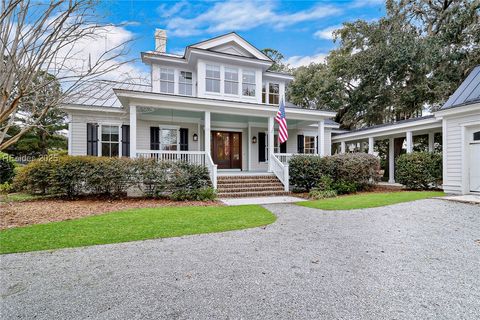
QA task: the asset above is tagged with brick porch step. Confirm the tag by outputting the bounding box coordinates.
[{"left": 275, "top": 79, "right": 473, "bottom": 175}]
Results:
[
  {"left": 216, "top": 174, "right": 289, "bottom": 198},
  {"left": 217, "top": 190, "right": 291, "bottom": 198}
]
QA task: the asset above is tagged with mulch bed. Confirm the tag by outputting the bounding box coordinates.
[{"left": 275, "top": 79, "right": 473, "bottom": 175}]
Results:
[{"left": 0, "top": 197, "right": 221, "bottom": 230}]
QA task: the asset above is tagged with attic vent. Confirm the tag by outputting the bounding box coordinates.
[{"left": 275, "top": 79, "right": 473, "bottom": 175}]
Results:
[{"left": 155, "top": 29, "right": 167, "bottom": 53}]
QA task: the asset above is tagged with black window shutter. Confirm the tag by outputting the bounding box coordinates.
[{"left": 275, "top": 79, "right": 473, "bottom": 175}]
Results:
[
  {"left": 179, "top": 128, "right": 188, "bottom": 151},
  {"left": 121, "top": 125, "right": 130, "bottom": 157},
  {"left": 87, "top": 123, "right": 98, "bottom": 156},
  {"left": 150, "top": 127, "right": 160, "bottom": 150},
  {"left": 258, "top": 132, "right": 266, "bottom": 162},
  {"left": 297, "top": 134, "right": 304, "bottom": 153},
  {"left": 280, "top": 141, "right": 287, "bottom": 153}
]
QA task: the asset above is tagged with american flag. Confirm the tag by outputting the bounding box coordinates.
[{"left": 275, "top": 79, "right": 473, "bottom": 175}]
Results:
[{"left": 275, "top": 99, "right": 288, "bottom": 143}]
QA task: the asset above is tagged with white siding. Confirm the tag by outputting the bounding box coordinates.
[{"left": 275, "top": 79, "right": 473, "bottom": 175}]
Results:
[
  {"left": 442, "top": 112, "right": 480, "bottom": 194},
  {"left": 137, "top": 119, "right": 201, "bottom": 151},
  {"left": 69, "top": 112, "right": 126, "bottom": 156}
]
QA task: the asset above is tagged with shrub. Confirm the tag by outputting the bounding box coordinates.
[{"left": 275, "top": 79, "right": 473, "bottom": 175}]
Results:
[
  {"left": 289, "top": 153, "right": 380, "bottom": 194},
  {"left": 396, "top": 152, "right": 442, "bottom": 190},
  {"left": 170, "top": 187, "right": 216, "bottom": 201},
  {"left": 0, "top": 182, "right": 13, "bottom": 194},
  {"left": 13, "top": 158, "right": 54, "bottom": 194},
  {"left": 308, "top": 188, "right": 337, "bottom": 200},
  {"left": 329, "top": 153, "right": 380, "bottom": 189},
  {"left": 332, "top": 180, "right": 358, "bottom": 195},
  {"left": 133, "top": 158, "right": 171, "bottom": 197},
  {"left": 289, "top": 155, "right": 330, "bottom": 192},
  {"left": 13, "top": 156, "right": 215, "bottom": 200},
  {"left": 0, "top": 152, "right": 16, "bottom": 184}
]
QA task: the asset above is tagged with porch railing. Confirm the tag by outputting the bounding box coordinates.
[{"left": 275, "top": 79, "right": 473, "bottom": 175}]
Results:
[
  {"left": 274, "top": 153, "right": 320, "bottom": 164},
  {"left": 136, "top": 150, "right": 206, "bottom": 165},
  {"left": 136, "top": 150, "right": 217, "bottom": 189},
  {"left": 205, "top": 153, "right": 218, "bottom": 189},
  {"left": 271, "top": 154, "right": 289, "bottom": 192}
]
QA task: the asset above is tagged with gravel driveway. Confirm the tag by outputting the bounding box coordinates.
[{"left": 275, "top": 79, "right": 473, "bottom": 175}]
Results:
[{"left": 1, "top": 199, "right": 479, "bottom": 319}]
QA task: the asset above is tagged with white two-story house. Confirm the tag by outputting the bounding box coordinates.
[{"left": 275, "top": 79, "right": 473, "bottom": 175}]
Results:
[{"left": 63, "top": 30, "right": 338, "bottom": 194}]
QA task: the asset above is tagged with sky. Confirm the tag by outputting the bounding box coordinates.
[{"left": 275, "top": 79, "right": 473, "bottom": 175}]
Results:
[{"left": 93, "top": 0, "right": 386, "bottom": 80}]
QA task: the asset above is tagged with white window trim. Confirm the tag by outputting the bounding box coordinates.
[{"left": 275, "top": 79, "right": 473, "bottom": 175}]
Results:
[
  {"left": 98, "top": 124, "right": 122, "bottom": 158},
  {"left": 159, "top": 125, "right": 180, "bottom": 151},
  {"left": 262, "top": 130, "right": 281, "bottom": 162},
  {"left": 268, "top": 82, "right": 280, "bottom": 105},
  {"left": 179, "top": 70, "right": 193, "bottom": 96},
  {"left": 224, "top": 67, "right": 239, "bottom": 96},
  {"left": 242, "top": 69, "right": 256, "bottom": 97},
  {"left": 205, "top": 64, "right": 221, "bottom": 94},
  {"left": 159, "top": 67, "right": 175, "bottom": 94}
]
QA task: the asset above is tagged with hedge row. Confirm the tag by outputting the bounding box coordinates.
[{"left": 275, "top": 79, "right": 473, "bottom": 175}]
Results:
[
  {"left": 289, "top": 153, "right": 381, "bottom": 193},
  {"left": 395, "top": 152, "right": 442, "bottom": 190},
  {"left": 13, "top": 156, "right": 214, "bottom": 200}
]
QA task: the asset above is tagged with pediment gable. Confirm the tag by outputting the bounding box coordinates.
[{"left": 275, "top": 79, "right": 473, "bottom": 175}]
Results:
[{"left": 189, "top": 32, "right": 271, "bottom": 61}]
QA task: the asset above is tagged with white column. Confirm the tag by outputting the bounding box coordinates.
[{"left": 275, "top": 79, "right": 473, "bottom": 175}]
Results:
[
  {"left": 204, "top": 111, "right": 211, "bottom": 155},
  {"left": 368, "top": 137, "right": 374, "bottom": 154},
  {"left": 247, "top": 123, "right": 252, "bottom": 171},
  {"left": 67, "top": 121, "right": 72, "bottom": 155},
  {"left": 318, "top": 120, "right": 325, "bottom": 157},
  {"left": 428, "top": 132, "right": 434, "bottom": 152},
  {"left": 340, "top": 141, "right": 346, "bottom": 154},
  {"left": 268, "top": 116, "right": 274, "bottom": 172},
  {"left": 130, "top": 105, "right": 137, "bottom": 158},
  {"left": 406, "top": 131, "right": 413, "bottom": 153},
  {"left": 388, "top": 137, "right": 395, "bottom": 183}
]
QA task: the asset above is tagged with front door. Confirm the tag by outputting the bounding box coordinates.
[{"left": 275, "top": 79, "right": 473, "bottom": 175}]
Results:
[{"left": 212, "top": 131, "right": 242, "bottom": 169}]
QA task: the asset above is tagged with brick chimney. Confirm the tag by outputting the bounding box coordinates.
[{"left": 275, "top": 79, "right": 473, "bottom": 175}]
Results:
[{"left": 154, "top": 29, "right": 167, "bottom": 53}]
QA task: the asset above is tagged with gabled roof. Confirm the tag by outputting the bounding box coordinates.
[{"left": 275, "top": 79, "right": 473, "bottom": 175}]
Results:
[
  {"left": 188, "top": 32, "right": 272, "bottom": 61},
  {"left": 442, "top": 65, "right": 480, "bottom": 110}
]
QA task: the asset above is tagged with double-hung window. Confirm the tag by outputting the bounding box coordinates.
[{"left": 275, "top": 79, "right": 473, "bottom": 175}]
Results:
[
  {"left": 262, "top": 82, "right": 267, "bottom": 103},
  {"left": 242, "top": 70, "right": 256, "bottom": 97},
  {"left": 206, "top": 64, "right": 220, "bottom": 93},
  {"left": 160, "top": 128, "right": 178, "bottom": 151},
  {"left": 224, "top": 68, "right": 238, "bottom": 95},
  {"left": 269, "top": 83, "right": 279, "bottom": 105},
  {"left": 101, "top": 125, "right": 119, "bottom": 157},
  {"left": 179, "top": 71, "right": 193, "bottom": 96},
  {"left": 304, "top": 136, "right": 316, "bottom": 154},
  {"left": 160, "top": 68, "right": 175, "bottom": 94}
]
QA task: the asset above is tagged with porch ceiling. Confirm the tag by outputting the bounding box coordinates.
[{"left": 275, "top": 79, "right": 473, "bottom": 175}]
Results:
[{"left": 136, "top": 107, "right": 314, "bottom": 127}]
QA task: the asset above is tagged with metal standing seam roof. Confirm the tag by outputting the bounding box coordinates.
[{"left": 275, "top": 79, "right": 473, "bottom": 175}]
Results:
[
  {"left": 442, "top": 65, "right": 480, "bottom": 110},
  {"left": 332, "top": 115, "right": 437, "bottom": 136},
  {"left": 64, "top": 80, "right": 152, "bottom": 108}
]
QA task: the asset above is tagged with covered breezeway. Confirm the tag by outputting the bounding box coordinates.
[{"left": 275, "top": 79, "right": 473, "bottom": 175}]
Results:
[{"left": 331, "top": 115, "right": 442, "bottom": 184}]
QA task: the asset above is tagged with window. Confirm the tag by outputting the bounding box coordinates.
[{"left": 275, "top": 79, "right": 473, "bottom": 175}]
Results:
[
  {"left": 262, "top": 82, "right": 267, "bottom": 103},
  {"left": 179, "top": 71, "right": 193, "bottom": 96},
  {"left": 101, "top": 125, "right": 119, "bottom": 157},
  {"left": 304, "top": 136, "right": 316, "bottom": 154},
  {"left": 160, "top": 128, "right": 178, "bottom": 151},
  {"left": 206, "top": 64, "right": 220, "bottom": 93},
  {"left": 160, "top": 68, "right": 174, "bottom": 94},
  {"left": 242, "top": 70, "right": 256, "bottom": 96},
  {"left": 224, "top": 67, "right": 238, "bottom": 95},
  {"left": 474, "top": 131, "right": 480, "bottom": 141},
  {"left": 269, "top": 83, "right": 279, "bottom": 105}
]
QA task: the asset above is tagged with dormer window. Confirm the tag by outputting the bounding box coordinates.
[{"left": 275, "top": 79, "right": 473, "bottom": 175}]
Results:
[
  {"left": 242, "top": 70, "right": 256, "bottom": 97},
  {"left": 224, "top": 68, "right": 238, "bottom": 95},
  {"left": 206, "top": 64, "right": 220, "bottom": 93},
  {"left": 160, "top": 68, "right": 175, "bottom": 94},
  {"left": 269, "top": 83, "right": 279, "bottom": 105},
  {"left": 179, "top": 71, "right": 193, "bottom": 96}
]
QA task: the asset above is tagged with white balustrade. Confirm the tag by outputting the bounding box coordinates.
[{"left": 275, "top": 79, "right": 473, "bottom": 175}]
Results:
[{"left": 271, "top": 154, "right": 289, "bottom": 192}]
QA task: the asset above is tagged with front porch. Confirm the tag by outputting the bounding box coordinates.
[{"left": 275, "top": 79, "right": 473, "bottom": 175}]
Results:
[{"left": 117, "top": 90, "right": 337, "bottom": 191}]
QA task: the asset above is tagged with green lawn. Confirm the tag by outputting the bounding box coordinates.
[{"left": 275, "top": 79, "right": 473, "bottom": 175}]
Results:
[
  {"left": 0, "top": 205, "right": 276, "bottom": 254},
  {"left": 297, "top": 191, "right": 445, "bottom": 210}
]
